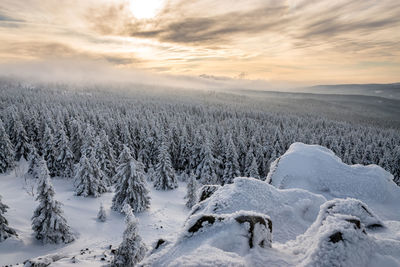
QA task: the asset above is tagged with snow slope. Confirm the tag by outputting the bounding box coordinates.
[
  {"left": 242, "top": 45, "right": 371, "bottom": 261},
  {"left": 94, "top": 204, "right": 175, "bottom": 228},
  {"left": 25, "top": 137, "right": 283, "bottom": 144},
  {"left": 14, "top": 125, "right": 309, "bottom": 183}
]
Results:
[
  {"left": 0, "top": 163, "right": 189, "bottom": 266},
  {"left": 267, "top": 142, "right": 400, "bottom": 220},
  {"left": 144, "top": 179, "right": 400, "bottom": 266}
]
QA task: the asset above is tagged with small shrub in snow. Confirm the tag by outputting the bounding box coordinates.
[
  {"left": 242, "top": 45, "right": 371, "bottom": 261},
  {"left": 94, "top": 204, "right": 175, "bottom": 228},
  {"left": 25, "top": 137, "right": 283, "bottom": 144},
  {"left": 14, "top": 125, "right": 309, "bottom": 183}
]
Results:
[
  {"left": 112, "top": 205, "right": 147, "bottom": 267},
  {"left": 97, "top": 203, "right": 107, "bottom": 222},
  {"left": 31, "top": 158, "right": 75, "bottom": 244},
  {"left": 0, "top": 195, "right": 18, "bottom": 241}
]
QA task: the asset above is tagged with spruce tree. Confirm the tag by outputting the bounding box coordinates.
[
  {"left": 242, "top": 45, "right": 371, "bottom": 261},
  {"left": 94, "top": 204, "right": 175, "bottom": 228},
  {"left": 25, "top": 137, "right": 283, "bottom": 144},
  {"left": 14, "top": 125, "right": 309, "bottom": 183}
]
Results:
[
  {"left": 97, "top": 130, "right": 116, "bottom": 180},
  {"left": 27, "top": 145, "right": 40, "bottom": 179},
  {"left": 14, "top": 120, "right": 30, "bottom": 161},
  {"left": 154, "top": 139, "right": 178, "bottom": 190},
  {"left": 112, "top": 205, "right": 147, "bottom": 267},
  {"left": 0, "top": 195, "right": 18, "bottom": 242},
  {"left": 74, "top": 154, "right": 108, "bottom": 197},
  {"left": 31, "top": 159, "right": 74, "bottom": 244},
  {"left": 112, "top": 146, "right": 150, "bottom": 213},
  {"left": 97, "top": 203, "right": 107, "bottom": 222},
  {"left": 196, "top": 138, "right": 219, "bottom": 185},
  {"left": 53, "top": 128, "right": 74, "bottom": 178},
  {"left": 42, "top": 124, "right": 56, "bottom": 176},
  {"left": 0, "top": 119, "right": 15, "bottom": 173},
  {"left": 222, "top": 136, "right": 241, "bottom": 185},
  {"left": 185, "top": 173, "right": 198, "bottom": 209},
  {"left": 244, "top": 149, "right": 260, "bottom": 179}
]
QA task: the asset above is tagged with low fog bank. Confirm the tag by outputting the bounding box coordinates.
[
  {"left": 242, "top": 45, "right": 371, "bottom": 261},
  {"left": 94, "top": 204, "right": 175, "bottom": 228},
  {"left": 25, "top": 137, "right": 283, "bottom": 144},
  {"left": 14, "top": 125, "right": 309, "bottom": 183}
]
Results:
[{"left": 0, "top": 59, "right": 278, "bottom": 92}]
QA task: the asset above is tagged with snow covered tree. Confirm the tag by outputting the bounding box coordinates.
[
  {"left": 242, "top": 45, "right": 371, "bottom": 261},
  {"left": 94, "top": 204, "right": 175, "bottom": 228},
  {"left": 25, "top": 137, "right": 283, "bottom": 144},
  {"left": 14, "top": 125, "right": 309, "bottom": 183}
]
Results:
[
  {"left": 74, "top": 154, "right": 108, "bottom": 197},
  {"left": 69, "top": 119, "right": 83, "bottom": 163},
  {"left": 185, "top": 173, "right": 198, "bottom": 209},
  {"left": 222, "top": 136, "right": 241, "bottom": 185},
  {"left": 112, "top": 205, "right": 147, "bottom": 267},
  {"left": 244, "top": 149, "right": 260, "bottom": 179},
  {"left": 13, "top": 120, "right": 30, "bottom": 161},
  {"left": 112, "top": 147, "right": 150, "bottom": 213},
  {"left": 53, "top": 127, "right": 74, "bottom": 178},
  {"left": 41, "top": 124, "right": 56, "bottom": 176},
  {"left": 26, "top": 145, "right": 40, "bottom": 179},
  {"left": 195, "top": 137, "right": 219, "bottom": 185},
  {"left": 0, "top": 195, "right": 18, "bottom": 242},
  {"left": 31, "top": 159, "right": 74, "bottom": 244},
  {"left": 154, "top": 139, "right": 178, "bottom": 190},
  {"left": 97, "top": 203, "right": 107, "bottom": 222},
  {"left": 97, "top": 130, "right": 116, "bottom": 180},
  {"left": 0, "top": 119, "right": 15, "bottom": 173}
]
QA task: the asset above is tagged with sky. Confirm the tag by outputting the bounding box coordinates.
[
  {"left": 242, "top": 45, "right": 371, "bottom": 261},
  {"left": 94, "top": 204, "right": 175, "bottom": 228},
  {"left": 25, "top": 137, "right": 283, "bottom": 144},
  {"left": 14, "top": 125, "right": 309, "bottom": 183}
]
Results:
[{"left": 0, "top": 0, "right": 399, "bottom": 86}]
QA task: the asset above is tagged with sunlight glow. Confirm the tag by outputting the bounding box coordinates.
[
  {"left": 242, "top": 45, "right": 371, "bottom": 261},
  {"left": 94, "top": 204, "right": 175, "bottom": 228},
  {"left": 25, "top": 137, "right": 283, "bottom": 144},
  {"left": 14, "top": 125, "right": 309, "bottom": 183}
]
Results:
[{"left": 129, "top": 0, "right": 164, "bottom": 19}]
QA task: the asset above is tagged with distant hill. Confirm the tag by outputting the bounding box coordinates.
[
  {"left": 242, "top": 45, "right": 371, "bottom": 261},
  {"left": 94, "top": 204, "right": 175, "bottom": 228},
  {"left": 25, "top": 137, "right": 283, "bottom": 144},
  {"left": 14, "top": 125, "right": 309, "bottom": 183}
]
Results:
[{"left": 297, "top": 83, "right": 400, "bottom": 100}]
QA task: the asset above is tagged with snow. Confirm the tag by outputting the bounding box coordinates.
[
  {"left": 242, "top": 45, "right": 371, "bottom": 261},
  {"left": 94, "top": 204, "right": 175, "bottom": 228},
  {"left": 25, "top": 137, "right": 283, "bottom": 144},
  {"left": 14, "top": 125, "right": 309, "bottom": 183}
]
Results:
[
  {"left": 267, "top": 142, "right": 400, "bottom": 220},
  {"left": 0, "top": 162, "right": 188, "bottom": 266},
  {"left": 2, "top": 143, "right": 400, "bottom": 266}
]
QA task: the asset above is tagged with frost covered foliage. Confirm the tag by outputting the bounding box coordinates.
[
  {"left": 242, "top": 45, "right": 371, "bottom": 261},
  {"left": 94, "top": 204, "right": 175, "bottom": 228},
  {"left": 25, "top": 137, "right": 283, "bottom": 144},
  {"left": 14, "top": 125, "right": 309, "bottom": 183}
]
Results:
[
  {"left": 185, "top": 174, "right": 198, "bottom": 209},
  {"left": 0, "top": 195, "right": 18, "bottom": 241},
  {"left": 74, "top": 154, "right": 108, "bottom": 197},
  {"left": 0, "top": 79, "right": 399, "bottom": 185},
  {"left": 97, "top": 203, "right": 107, "bottom": 222},
  {"left": 154, "top": 139, "right": 178, "bottom": 190},
  {"left": 0, "top": 119, "right": 15, "bottom": 173},
  {"left": 26, "top": 145, "right": 40, "bottom": 179},
  {"left": 112, "top": 146, "right": 150, "bottom": 213},
  {"left": 112, "top": 205, "right": 147, "bottom": 267},
  {"left": 31, "top": 159, "right": 74, "bottom": 244}
]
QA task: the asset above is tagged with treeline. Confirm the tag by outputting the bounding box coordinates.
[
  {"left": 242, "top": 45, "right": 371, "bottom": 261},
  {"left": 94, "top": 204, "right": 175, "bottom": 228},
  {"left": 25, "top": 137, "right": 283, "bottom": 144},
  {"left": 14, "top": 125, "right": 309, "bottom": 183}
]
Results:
[{"left": 0, "top": 79, "right": 399, "bottom": 186}]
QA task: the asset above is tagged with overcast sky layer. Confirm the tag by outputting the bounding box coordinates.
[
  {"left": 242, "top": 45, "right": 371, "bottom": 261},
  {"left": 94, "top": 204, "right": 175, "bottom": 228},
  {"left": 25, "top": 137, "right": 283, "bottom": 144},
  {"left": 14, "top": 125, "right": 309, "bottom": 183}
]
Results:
[{"left": 0, "top": 0, "right": 399, "bottom": 85}]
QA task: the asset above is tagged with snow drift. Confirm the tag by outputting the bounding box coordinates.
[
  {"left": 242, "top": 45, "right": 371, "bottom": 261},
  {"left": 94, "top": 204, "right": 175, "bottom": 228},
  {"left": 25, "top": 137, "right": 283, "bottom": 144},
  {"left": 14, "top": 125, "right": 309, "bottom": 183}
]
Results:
[
  {"left": 267, "top": 142, "right": 400, "bottom": 220},
  {"left": 144, "top": 144, "right": 400, "bottom": 266}
]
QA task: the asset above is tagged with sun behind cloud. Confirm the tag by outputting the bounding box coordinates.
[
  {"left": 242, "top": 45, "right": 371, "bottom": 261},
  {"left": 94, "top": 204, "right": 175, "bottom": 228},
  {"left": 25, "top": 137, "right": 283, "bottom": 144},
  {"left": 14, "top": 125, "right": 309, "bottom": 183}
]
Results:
[{"left": 129, "top": 0, "right": 164, "bottom": 19}]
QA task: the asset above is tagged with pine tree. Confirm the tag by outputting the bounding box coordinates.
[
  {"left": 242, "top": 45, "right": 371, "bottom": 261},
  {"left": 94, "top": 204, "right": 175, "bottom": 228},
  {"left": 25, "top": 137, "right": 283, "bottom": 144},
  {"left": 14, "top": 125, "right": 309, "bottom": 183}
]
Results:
[
  {"left": 31, "top": 159, "right": 74, "bottom": 244},
  {"left": 27, "top": 145, "right": 40, "bottom": 179},
  {"left": 154, "top": 139, "right": 178, "bottom": 190},
  {"left": 97, "top": 203, "right": 107, "bottom": 222},
  {"left": 185, "top": 174, "right": 198, "bottom": 209},
  {"left": 53, "top": 127, "right": 74, "bottom": 178},
  {"left": 0, "top": 195, "right": 18, "bottom": 242},
  {"left": 0, "top": 119, "right": 15, "bottom": 173},
  {"left": 195, "top": 138, "right": 219, "bottom": 185},
  {"left": 222, "top": 136, "right": 241, "bottom": 185},
  {"left": 14, "top": 120, "right": 30, "bottom": 161},
  {"left": 244, "top": 149, "right": 260, "bottom": 179},
  {"left": 74, "top": 154, "right": 108, "bottom": 197},
  {"left": 42, "top": 124, "right": 56, "bottom": 176},
  {"left": 97, "top": 130, "right": 116, "bottom": 180},
  {"left": 69, "top": 119, "right": 83, "bottom": 163},
  {"left": 112, "top": 147, "right": 150, "bottom": 213},
  {"left": 112, "top": 205, "right": 147, "bottom": 267}
]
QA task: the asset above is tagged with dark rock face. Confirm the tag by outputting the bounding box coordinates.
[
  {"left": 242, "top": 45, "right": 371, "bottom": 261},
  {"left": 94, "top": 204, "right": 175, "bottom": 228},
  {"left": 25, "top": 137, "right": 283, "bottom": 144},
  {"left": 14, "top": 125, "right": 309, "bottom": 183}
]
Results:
[
  {"left": 188, "top": 215, "right": 219, "bottom": 233},
  {"left": 235, "top": 215, "right": 272, "bottom": 248},
  {"left": 198, "top": 185, "right": 220, "bottom": 202},
  {"left": 329, "top": 232, "right": 343, "bottom": 243}
]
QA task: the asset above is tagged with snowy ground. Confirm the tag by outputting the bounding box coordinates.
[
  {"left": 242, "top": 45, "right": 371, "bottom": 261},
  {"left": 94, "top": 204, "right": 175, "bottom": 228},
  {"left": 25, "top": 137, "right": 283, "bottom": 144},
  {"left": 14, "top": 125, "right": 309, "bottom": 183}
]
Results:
[
  {"left": 0, "top": 162, "right": 189, "bottom": 266},
  {"left": 1, "top": 143, "right": 400, "bottom": 266}
]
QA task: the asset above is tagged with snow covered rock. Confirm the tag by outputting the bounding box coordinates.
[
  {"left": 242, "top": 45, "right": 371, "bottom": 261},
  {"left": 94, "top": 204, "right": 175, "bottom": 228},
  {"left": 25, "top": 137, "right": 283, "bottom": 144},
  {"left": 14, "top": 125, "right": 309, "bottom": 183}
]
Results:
[
  {"left": 284, "top": 198, "right": 400, "bottom": 267},
  {"left": 141, "top": 211, "right": 272, "bottom": 266},
  {"left": 267, "top": 142, "right": 400, "bottom": 220},
  {"left": 191, "top": 177, "right": 326, "bottom": 242}
]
